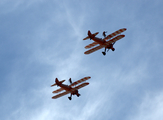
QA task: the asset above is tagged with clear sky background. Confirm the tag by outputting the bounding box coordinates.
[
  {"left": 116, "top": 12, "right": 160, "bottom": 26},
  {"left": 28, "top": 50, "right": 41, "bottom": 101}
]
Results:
[{"left": 0, "top": 0, "right": 163, "bottom": 120}]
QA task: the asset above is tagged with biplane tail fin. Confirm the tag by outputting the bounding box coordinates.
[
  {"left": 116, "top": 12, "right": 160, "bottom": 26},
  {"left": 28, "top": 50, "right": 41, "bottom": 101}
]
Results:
[
  {"left": 83, "top": 31, "right": 99, "bottom": 40},
  {"left": 51, "top": 78, "right": 65, "bottom": 87},
  {"left": 88, "top": 30, "right": 95, "bottom": 39}
]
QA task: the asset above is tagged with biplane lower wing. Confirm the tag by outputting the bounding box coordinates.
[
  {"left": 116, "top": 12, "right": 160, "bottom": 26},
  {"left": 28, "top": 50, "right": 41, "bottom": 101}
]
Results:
[
  {"left": 84, "top": 45, "right": 105, "bottom": 54},
  {"left": 70, "top": 76, "right": 91, "bottom": 87},
  {"left": 71, "top": 82, "right": 89, "bottom": 92},
  {"left": 52, "top": 88, "right": 64, "bottom": 93},
  {"left": 85, "top": 42, "right": 98, "bottom": 49},
  {"left": 104, "top": 28, "right": 127, "bottom": 41},
  {"left": 105, "top": 35, "right": 125, "bottom": 45},
  {"left": 83, "top": 32, "right": 99, "bottom": 40},
  {"left": 52, "top": 91, "right": 70, "bottom": 99}
]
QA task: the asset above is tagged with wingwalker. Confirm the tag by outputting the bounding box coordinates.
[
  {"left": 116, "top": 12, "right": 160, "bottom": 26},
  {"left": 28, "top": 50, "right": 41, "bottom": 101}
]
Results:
[
  {"left": 51, "top": 76, "right": 91, "bottom": 100},
  {"left": 83, "top": 28, "right": 127, "bottom": 55}
]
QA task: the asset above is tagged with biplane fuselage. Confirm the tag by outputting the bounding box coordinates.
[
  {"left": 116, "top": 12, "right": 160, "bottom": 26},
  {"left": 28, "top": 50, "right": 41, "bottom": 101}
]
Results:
[
  {"left": 91, "top": 37, "right": 105, "bottom": 45},
  {"left": 84, "top": 28, "right": 127, "bottom": 55},
  {"left": 88, "top": 30, "right": 114, "bottom": 49},
  {"left": 90, "top": 37, "right": 114, "bottom": 50},
  {"left": 55, "top": 78, "right": 79, "bottom": 96},
  {"left": 88, "top": 30, "right": 106, "bottom": 45},
  {"left": 89, "top": 36, "right": 114, "bottom": 50},
  {"left": 51, "top": 77, "right": 90, "bottom": 100}
]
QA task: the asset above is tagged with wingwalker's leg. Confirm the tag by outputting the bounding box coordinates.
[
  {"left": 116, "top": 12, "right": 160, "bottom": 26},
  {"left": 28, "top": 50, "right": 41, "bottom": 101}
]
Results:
[
  {"left": 68, "top": 94, "right": 72, "bottom": 100},
  {"left": 102, "top": 48, "right": 106, "bottom": 56}
]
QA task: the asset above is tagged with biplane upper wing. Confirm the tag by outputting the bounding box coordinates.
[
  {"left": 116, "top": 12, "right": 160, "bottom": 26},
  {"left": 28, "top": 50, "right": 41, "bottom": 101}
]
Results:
[
  {"left": 52, "top": 88, "right": 64, "bottom": 93},
  {"left": 70, "top": 76, "right": 91, "bottom": 87},
  {"left": 52, "top": 91, "right": 70, "bottom": 99},
  {"left": 71, "top": 82, "right": 89, "bottom": 92},
  {"left": 85, "top": 42, "right": 98, "bottom": 49},
  {"left": 83, "top": 32, "right": 99, "bottom": 40},
  {"left": 104, "top": 28, "right": 127, "bottom": 41},
  {"left": 105, "top": 35, "right": 125, "bottom": 45},
  {"left": 84, "top": 45, "right": 105, "bottom": 54}
]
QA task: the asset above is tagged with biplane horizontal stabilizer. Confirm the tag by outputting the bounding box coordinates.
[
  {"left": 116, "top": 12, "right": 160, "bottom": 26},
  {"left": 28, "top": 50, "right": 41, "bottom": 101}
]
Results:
[
  {"left": 51, "top": 80, "right": 65, "bottom": 87},
  {"left": 83, "top": 32, "right": 99, "bottom": 40}
]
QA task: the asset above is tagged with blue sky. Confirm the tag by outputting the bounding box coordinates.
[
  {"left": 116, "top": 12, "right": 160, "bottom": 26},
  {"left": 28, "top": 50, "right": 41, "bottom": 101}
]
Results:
[{"left": 0, "top": 0, "right": 163, "bottom": 120}]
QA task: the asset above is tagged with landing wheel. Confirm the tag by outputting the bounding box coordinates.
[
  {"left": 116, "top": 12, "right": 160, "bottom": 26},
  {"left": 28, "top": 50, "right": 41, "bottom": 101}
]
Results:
[
  {"left": 112, "top": 48, "right": 115, "bottom": 51},
  {"left": 102, "top": 52, "right": 106, "bottom": 56},
  {"left": 68, "top": 97, "right": 72, "bottom": 100},
  {"left": 77, "top": 94, "right": 80, "bottom": 97}
]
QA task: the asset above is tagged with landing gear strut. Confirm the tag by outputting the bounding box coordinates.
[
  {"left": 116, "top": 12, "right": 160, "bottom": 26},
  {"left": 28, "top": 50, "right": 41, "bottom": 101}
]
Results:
[{"left": 102, "top": 48, "right": 106, "bottom": 56}]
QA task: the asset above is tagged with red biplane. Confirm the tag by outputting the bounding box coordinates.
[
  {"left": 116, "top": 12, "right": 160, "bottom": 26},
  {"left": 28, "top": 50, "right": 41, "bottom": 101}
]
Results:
[
  {"left": 51, "top": 76, "right": 91, "bottom": 100},
  {"left": 83, "top": 28, "right": 127, "bottom": 55}
]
